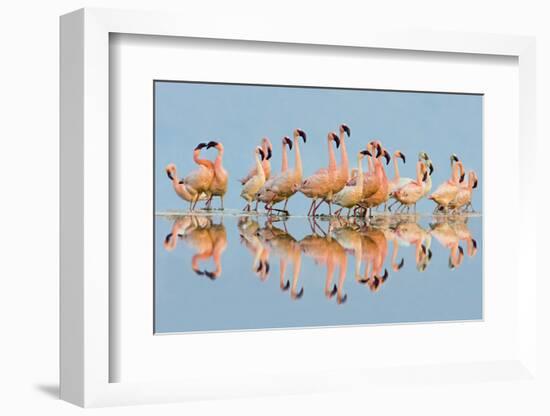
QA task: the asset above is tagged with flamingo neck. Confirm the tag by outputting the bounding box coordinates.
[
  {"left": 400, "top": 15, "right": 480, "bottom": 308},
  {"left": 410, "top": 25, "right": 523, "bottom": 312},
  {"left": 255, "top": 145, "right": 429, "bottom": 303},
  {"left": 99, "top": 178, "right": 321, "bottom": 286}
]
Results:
[
  {"left": 193, "top": 150, "right": 212, "bottom": 169},
  {"left": 415, "top": 161, "right": 423, "bottom": 184},
  {"left": 367, "top": 153, "right": 374, "bottom": 173},
  {"left": 255, "top": 152, "right": 265, "bottom": 180},
  {"left": 281, "top": 143, "right": 288, "bottom": 172},
  {"left": 451, "top": 162, "right": 461, "bottom": 183},
  {"left": 393, "top": 154, "right": 400, "bottom": 180},
  {"left": 294, "top": 137, "right": 302, "bottom": 176},
  {"left": 356, "top": 156, "right": 363, "bottom": 192},
  {"left": 214, "top": 149, "right": 225, "bottom": 173},
  {"left": 327, "top": 138, "right": 337, "bottom": 172},
  {"left": 340, "top": 131, "right": 349, "bottom": 180}
]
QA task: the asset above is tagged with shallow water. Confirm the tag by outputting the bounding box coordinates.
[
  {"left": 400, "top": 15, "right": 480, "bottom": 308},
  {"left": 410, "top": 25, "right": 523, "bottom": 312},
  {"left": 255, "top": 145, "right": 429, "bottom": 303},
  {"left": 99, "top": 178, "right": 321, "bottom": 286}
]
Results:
[{"left": 154, "top": 212, "right": 482, "bottom": 334}]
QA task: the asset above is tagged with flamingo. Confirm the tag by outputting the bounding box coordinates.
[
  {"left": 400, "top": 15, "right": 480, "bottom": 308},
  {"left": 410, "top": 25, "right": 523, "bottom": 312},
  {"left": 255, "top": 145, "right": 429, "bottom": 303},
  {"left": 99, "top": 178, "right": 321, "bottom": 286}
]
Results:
[
  {"left": 165, "top": 164, "right": 206, "bottom": 209},
  {"left": 239, "top": 137, "right": 273, "bottom": 184},
  {"left": 178, "top": 143, "right": 215, "bottom": 210},
  {"left": 299, "top": 132, "right": 340, "bottom": 216},
  {"left": 240, "top": 146, "right": 266, "bottom": 211},
  {"left": 261, "top": 129, "right": 307, "bottom": 215},
  {"left": 393, "top": 161, "right": 428, "bottom": 212},
  {"left": 346, "top": 142, "right": 382, "bottom": 209},
  {"left": 388, "top": 150, "right": 412, "bottom": 195},
  {"left": 204, "top": 141, "right": 228, "bottom": 210},
  {"left": 256, "top": 136, "right": 293, "bottom": 212},
  {"left": 448, "top": 170, "right": 478, "bottom": 212},
  {"left": 360, "top": 141, "right": 391, "bottom": 217},
  {"left": 428, "top": 157, "right": 464, "bottom": 213},
  {"left": 418, "top": 152, "right": 435, "bottom": 198},
  {"left": 333, "top": 149, "right": 371, "bottom": 216}
]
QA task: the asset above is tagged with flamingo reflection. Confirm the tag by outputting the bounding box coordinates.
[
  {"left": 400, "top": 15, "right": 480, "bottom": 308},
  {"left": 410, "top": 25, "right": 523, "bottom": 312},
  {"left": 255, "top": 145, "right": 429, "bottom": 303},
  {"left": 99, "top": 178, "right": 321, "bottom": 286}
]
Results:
[
  {"left": 163, "top": 215, "right": 227, "bottom": 279},
  {"left": 300, "top": 219, "right": 348, "bottom": 303},
  {"left": 259, "top": 219, "right": 303, "bottom": 297}
]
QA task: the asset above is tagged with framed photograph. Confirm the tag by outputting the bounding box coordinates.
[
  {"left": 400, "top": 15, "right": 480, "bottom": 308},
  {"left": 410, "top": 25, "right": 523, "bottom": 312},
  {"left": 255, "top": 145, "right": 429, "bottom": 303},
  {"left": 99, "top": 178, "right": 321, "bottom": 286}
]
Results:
[{"left": 60, "top": 8, "right": 538, "bottom": 407}]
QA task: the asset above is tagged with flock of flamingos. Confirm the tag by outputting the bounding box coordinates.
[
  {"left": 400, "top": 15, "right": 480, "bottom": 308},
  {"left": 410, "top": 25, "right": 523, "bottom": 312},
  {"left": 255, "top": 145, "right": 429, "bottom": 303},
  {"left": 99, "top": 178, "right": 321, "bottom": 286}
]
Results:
[{"left": 165, "top": 124, "right": 479, "bottom": 217}]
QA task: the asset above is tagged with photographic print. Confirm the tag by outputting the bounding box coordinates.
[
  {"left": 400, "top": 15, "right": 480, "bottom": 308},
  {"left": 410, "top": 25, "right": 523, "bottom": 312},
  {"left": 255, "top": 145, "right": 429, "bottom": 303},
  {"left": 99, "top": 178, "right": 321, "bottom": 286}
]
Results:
[{"left": 154, "top": 81, "right": 482, "bottom": 334}]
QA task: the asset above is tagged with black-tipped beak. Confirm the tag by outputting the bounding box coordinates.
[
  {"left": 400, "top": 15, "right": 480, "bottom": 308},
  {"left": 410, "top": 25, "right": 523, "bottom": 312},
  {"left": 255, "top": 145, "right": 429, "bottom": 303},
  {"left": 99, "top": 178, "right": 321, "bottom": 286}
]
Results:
[
  {"left": 194, "top": 269, "right": 205, "bottom": 276},
  {"left": 383, "top": 150, "right": 391, "bottom": 165},
  {"left": 360, "top": 149, "right": 372, "bottom": 157},
  {"left": 399, "top": 153, "right": 406, "bottom": 164},
  {"left": 295, "top": 287, "right": 304, "bottom": 299},
  {"left": 297, "top": 129, "right": 307, "bottom": 142},
  {"left": 473, "top": 178, "right": 478, "bottom": 189},
  {"left": 333, "top": 134, "right": 340, "bottom": 148},
  {"left": 178, "top": 180, "right": 185, "bottom": 185},
  {"left": 451, "top": 154, "right": 460, "bottom": 163},
  {"left": 460, "top": 173, "right": 465, "bottom": 183},
  {"left": 337, "top": 294, "right": 348, "bottom": 304},
  {"left": 284, "top": 136, "right": 293, "bottom": 150},
  {"left": 166, "top": 170, "right": 174, "bottom": 181},
  {"left": 472, "top": 239, "right": 477, "bottom": 249},
  {"left": 376, "top": 144, "right": 382, "bottom": 158},
  {"left": 258, "top": 148, "right": 265, "bottom": 161},
  {"left": 458, "top": 246, "right": 464, "bottom": 256},
  {"left": 342, "top": 124, "right": 351, "bottom": 137},
  {"left": 267, "top": 147, "right": 273, "bottom": 160},
  {"left": 281, "top": 280, "right": 290, "bottom": 291},
  {"left": 381, "top": 268, "right": 389, "bottom": 281},
  {"left": 397, "top": 258, "right": 405, "bottom": 270},
  {"left": 206, "top": 141, "right": 218, "bottom": 149},
  {"left": 204, "top": 270, "right": 216, "bottom": 280},
  {"left": 429, "top": 163, "right": 434, "bottom": 175},
  {"left": 195, "top": 142, "right": 207, "bottom": 150},
  {"left": 422, "top": 171, "right": 428, "bottom": 182},
  {"left": 164, "top": 233, "right": 173, "bottom": 244}
]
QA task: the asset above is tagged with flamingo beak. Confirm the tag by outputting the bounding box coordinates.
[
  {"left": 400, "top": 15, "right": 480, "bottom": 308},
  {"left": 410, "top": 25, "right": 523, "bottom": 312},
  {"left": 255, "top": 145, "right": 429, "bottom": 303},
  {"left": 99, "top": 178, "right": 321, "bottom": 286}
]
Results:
[
  {"left": 166, "top": 170, "right": 174, "bottom": 181},
  {"left": 451, "top": 154, "right": 460, "bottom": 163},
  {"left": 297, "top": 129, "right": 307, "bottom": 142},
  {"left": 397, "top": 258, "right": 405, "bottom": 270},
  {"left": 206, "top": 141, "right": 218, "bottom": 149},
  {"left": 460, "top": 172, "right": 465, "bottom": 183},
  {"left": 284, "top": 136, "right": 293, "bottom": 150},
  {"left": 333, "top": 134, "right": 340, "bottom": 148},
  {"left": 342, "top": 124, "right": 351, "bottom": 137},
  {"left": 429, "top": 162, "right": 434, "bottom": 175},
  {"left": 383, "top": 150, "right": 391, "bottom": 165},
  {"left": 258, "top": 148, "right": 265, "bottom": 160},
  {"left": 164, "top": 233, "right": 173, "bottom": 244},
  {"left": 399, "top": 152, "right": 406, "bottom": 163},
  {"left": 376, "top": 144, "right": 382, "bottom": 158},
  {"left": 360, "top": 149, "right": 372, "bottom": 157},
  {"left": 381, "top": 268, "right": 389, "bottom": 281},
  {"left": 195, "top": 142, "right": 207, "bottom": 150},
  {"left": 473, "top": 178, "right": 478, "bottom": 188},
  {"left": 267, "top": 146, "right": 273, "bottom": 160},
  {"left": 422, "top": 171, "right": 428, "bottom": 182}
]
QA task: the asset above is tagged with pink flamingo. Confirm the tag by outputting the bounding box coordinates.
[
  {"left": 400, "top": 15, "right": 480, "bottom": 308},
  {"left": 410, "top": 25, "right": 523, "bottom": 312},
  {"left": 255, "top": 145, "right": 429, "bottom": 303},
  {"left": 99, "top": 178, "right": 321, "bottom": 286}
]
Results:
[
  {"left": 428, "top": 157, "right": 465, "bottom": 213},
  {"left": 360, "top": 141, "right": 391, "bottom": 217},
  {"left": 205, "top": 141, "right": 228, "bottom": 210},
  {"left": 260, "top": 129, "right": 307, "bottom": 215},
  {"left": 393, "top": 161, "right": 428, "bottom": 212},
  {"left": 239, "top": 137, "right": 273, "bottom": 184},
  {"left": 256, "top": 136, "right": 293, "bottom": 212},
  {"left": 178, "top": 142, "right": 215, "bottom": 210},
  {"left": 299, "top": 132, "right": 340, "bottom": 216},
  {"left": 448, "top": 170, "right": 478, "bottom": 212}
]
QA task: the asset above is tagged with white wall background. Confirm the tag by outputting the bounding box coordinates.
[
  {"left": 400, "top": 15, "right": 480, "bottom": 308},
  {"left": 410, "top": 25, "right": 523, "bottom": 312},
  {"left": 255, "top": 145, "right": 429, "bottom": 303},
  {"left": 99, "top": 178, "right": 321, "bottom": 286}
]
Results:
[{"left": 0, "top": 1, "right": 547, "bottom": 414}]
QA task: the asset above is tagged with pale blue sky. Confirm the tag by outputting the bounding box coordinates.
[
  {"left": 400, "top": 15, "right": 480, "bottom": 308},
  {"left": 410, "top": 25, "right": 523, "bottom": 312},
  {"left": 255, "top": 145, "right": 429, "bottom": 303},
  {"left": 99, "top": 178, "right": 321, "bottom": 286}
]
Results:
[{"left": 155, "top": 81, "right": 482, "bottom": 213}]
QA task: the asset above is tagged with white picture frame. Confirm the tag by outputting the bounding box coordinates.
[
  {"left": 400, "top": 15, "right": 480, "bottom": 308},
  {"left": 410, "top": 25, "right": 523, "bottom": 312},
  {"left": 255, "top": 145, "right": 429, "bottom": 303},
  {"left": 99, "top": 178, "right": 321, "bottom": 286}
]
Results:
[{"left": 60, "top": 7, "right": 538, "bottom": 407}]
